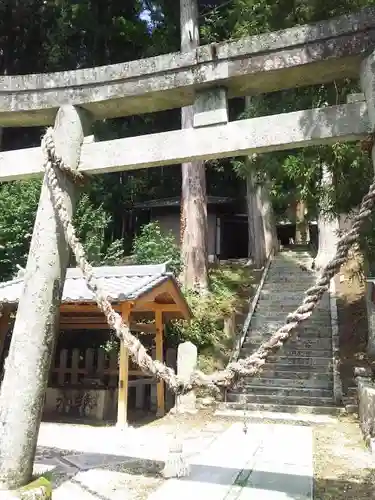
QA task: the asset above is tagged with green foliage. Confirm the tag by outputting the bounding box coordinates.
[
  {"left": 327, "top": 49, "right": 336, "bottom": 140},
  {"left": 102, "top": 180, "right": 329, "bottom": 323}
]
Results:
[
  {"left": 73, "top": 194, "right": 125, "bottom": 266},
  {"left": 0, "top": 179, "right": 41, "bottom": 280},
  {"left": 0, "top": 182, "right": 124, "bottom": 281},
  {"left": 168, "top": 265, "right": 254, "bottom": 371},
  {"left": 131, "top": 221, "right": 181, "bottom": 275}
]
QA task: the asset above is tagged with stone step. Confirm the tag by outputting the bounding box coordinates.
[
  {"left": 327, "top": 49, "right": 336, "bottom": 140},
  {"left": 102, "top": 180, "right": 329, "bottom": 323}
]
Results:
[
  {"left": 265, "top": 276, "right": 314, "bottom": 282},
  {"left": 254, "top": 308, "right": 331, "bottom": 317},
  {"left": 247, "top": 327, "right": 333, "bottom": 337},
  {"left": 261, "top": 364, "right": 332, "bottom": 374},
  {"left": 260, "top": 292, "right": 318, "bottom": 298},
  {"left": 346, "top": 386, "right": 358, "bottom": 397},
  {"left": 243, "top": 337, "right": 332, "bottom": 350},
  {"left": 217, "top": 402, "right": 342, "bottom": 416},
  {"left": 249, "top": 321, "right": 332, "bottom": 332},
  {"left": 226, "top": 393, "right": 334, "bottom": 406},
  {"left": 240, "top": 348, "right": 331, "bottom": 359},
  {"left": 256, "top": 298, "right": 330, "bottom": 308},
  {"left": 250, "top": 369, "right": 333, "bottom": 380},
  {"left": 261, "top": 284, "right": 320, "bottom": 290},
  {"left": 248, "top": 328, "right": 332, "bottom": 339},
  {"left": 215, "top": 409, "right": 339, "bottom": 424},
  {"left": 229, "top": 385, "right": 332, "bottom": 398},
  {"left": 246, "top": 339, "right": 332, "bottom": 350},
  {"left": 266, "top": 275, "right": 313, "bottom": 281},
  {"left": 255, "top": 298, "right": 304, "bottom": 305},
  {"left": 253, "top": 311, "right": 332, "bottom": 321},
  {"left": 252, "top": 314, "right": 330, "bottom": 324},
  {"left": 261, "top": 284, "right": 313, "bottom": 291},
  {"left": 236, "top": 376, "right": 333, "bottom": 390},
  {"left": 267, "top": 268, "right": 313, "bottom": 273},
  {"left": 265, "top": 355, "right": 332, "bottom": 366},
  {"left": 261, "top": 290, "right": 321, "bottom": 296}
]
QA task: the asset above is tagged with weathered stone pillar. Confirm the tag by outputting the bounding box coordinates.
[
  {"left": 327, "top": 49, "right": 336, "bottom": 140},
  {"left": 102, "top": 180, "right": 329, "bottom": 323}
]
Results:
[
  {"left": 361, "top": 54, "right": 375, "bottom": 356},
  {"left": 0, "top": 105, "right": 92, "bottom": 489},
  {"left": 174, "top": 341, "right": 198, "bottom": 414},
  {"left": 355, "top": 367, "right": 375, "bottom": 454},
  {"left": 361, "top": 53, "right": 375, "bottom": 135}
]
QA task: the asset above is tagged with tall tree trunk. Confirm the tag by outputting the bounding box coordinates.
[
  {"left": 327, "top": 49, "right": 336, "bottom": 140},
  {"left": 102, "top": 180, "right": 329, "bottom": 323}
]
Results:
[
  {"left": 314, "top": 164, "right": 339, "bottom": 270},
  {"left": 295, "top": 199, "right": 310, "bottom": 244},
  {"left": 246, "top": 166, "right": 265, "bottom": 268},
  {"left": 258, "top": 179, "right": 278, "bottom": 257},
  {"left": 179, "top": 0, "right": 208, "bottom": 292},
  {"left": 246, "top": 156, "right": 277, "bottom": 267},
  {"left": 246, "top": 171, "right": 257, "bottom": 262}
]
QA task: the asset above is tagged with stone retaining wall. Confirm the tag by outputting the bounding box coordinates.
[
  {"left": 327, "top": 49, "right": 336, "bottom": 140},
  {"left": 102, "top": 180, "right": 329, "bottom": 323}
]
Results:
[{"left": 356, "top": 371, "right": 375, "bottom": 454}]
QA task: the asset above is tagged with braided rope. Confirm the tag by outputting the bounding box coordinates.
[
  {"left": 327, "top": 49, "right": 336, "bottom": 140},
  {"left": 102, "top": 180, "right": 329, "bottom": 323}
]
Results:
[{"left": 42, "top": 127, "right": 375, "bottom": 394}]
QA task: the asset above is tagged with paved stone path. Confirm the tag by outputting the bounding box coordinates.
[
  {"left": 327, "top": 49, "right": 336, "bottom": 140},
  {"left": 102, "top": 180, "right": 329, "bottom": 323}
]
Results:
[
  {"left": 34, "top": 421, "right": 228, "bottom": 499},
  {"left": 34, "top": 421, "right": 313, "bottom": 499},
  {"left": 148, "top": 423, "right": 313, "bottom": 500}
]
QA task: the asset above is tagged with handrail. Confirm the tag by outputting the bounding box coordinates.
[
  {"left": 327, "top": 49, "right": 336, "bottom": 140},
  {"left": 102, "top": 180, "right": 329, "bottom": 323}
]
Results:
[{"left": 229, "top": 250, "right": 274, "bottom": 363}]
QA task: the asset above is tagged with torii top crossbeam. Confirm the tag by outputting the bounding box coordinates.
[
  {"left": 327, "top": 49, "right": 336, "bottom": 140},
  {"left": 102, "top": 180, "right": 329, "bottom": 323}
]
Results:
[{"left": 0, "top": 7, "right": 375, "bottom": 128}]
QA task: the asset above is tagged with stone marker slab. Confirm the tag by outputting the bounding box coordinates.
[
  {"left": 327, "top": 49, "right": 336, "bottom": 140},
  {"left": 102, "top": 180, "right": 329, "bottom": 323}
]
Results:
[{"left": 175, "top": 342, "right": 198, "bottom": 414}]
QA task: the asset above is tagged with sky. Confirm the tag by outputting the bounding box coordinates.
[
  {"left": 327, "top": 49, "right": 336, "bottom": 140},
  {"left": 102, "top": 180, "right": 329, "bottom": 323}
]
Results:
[{"left": 139, "top": 7, "right": 154, "bottom": 31}]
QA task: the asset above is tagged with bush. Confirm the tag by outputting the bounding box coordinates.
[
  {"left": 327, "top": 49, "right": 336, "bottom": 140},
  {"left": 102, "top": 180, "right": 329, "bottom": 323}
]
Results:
[
  {"left": 131, "top": 221, "right": 181, "bottom": 275},
  {"left": 167, "top": 265, "right": 254, "bottom": 372},
  {"left": 74, "top": 194, "right": 125, "bottom": 265}
]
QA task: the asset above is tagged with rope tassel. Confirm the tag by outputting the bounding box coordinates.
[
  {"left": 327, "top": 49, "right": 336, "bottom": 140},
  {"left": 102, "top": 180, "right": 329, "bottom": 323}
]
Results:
[
  {"left": 162, "top": 397, "right": 190, "bottom": 478},
  {"left": 162, "top": 436, "right": 190, "bottom": 478}
]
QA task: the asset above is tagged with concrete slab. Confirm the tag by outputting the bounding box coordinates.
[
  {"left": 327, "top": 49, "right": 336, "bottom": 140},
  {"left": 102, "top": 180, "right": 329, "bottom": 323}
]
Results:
[
  {"left": 239, "top": 468, "right": 312, "bottom": 499},
  {"left": 148, "top": 423, "right": 264, "bottom": 500},
  {"left": 238, "top": 424, "right": 313, "bottom": 499},
  {"left": 148, "top": 422, "right": 313, "bottom": 500},
  {"left": 53, "top": 480, "right": 97, "bottom": 500},
  {"left": 256, "top": 425, "right": 313, "bottom": 467}
]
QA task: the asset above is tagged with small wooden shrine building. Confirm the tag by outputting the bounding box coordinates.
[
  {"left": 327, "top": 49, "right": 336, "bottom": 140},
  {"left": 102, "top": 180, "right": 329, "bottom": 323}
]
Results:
[{"left": 0, "top": 263, "right": 192, "bottom": 426}]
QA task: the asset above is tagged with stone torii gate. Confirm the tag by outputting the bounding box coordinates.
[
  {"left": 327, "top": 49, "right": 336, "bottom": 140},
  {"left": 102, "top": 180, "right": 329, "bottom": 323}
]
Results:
[{"left": 1, "top": 5, "right": 375, "bottom": 491}]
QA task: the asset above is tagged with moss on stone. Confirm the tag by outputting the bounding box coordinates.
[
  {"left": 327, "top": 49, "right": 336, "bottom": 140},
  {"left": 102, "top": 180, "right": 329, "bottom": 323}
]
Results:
[{"left": 17, "top": 476, "right": 52, "bottom": 499}]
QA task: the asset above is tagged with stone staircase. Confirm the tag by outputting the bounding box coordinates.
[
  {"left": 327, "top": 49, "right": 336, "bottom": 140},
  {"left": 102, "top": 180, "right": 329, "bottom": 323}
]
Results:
[{"left": 221, "top": 248, "right": 339, "bottom": 415}]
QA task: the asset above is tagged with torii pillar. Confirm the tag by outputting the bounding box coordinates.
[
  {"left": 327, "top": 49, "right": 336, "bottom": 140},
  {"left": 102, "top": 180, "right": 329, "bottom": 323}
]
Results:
[{"left": 361, "top": 51, "right": 375, "bottom": 356}]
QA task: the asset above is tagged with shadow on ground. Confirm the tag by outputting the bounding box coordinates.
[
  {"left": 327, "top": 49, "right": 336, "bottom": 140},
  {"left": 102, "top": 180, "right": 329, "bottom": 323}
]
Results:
[{"left": 35, "top": 444, "right": 375, "bottom": 500}]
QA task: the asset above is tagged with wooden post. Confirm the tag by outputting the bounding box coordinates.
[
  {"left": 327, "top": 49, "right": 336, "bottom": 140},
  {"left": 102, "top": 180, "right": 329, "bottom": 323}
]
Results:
[
  {"left": 117, "top": 302, "right": 130, "bottom": 427},
  {"left": 155, "top": 310, "right": 165, "bottom": 417},
  {"left": 0, "top": 105, "right": 92, "bottom": 489}
]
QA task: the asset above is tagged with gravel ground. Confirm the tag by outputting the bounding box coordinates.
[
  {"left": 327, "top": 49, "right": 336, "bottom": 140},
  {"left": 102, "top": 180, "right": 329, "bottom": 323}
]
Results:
[{"left": 314, "top": 414, "right": 375, "bottom": 499}]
